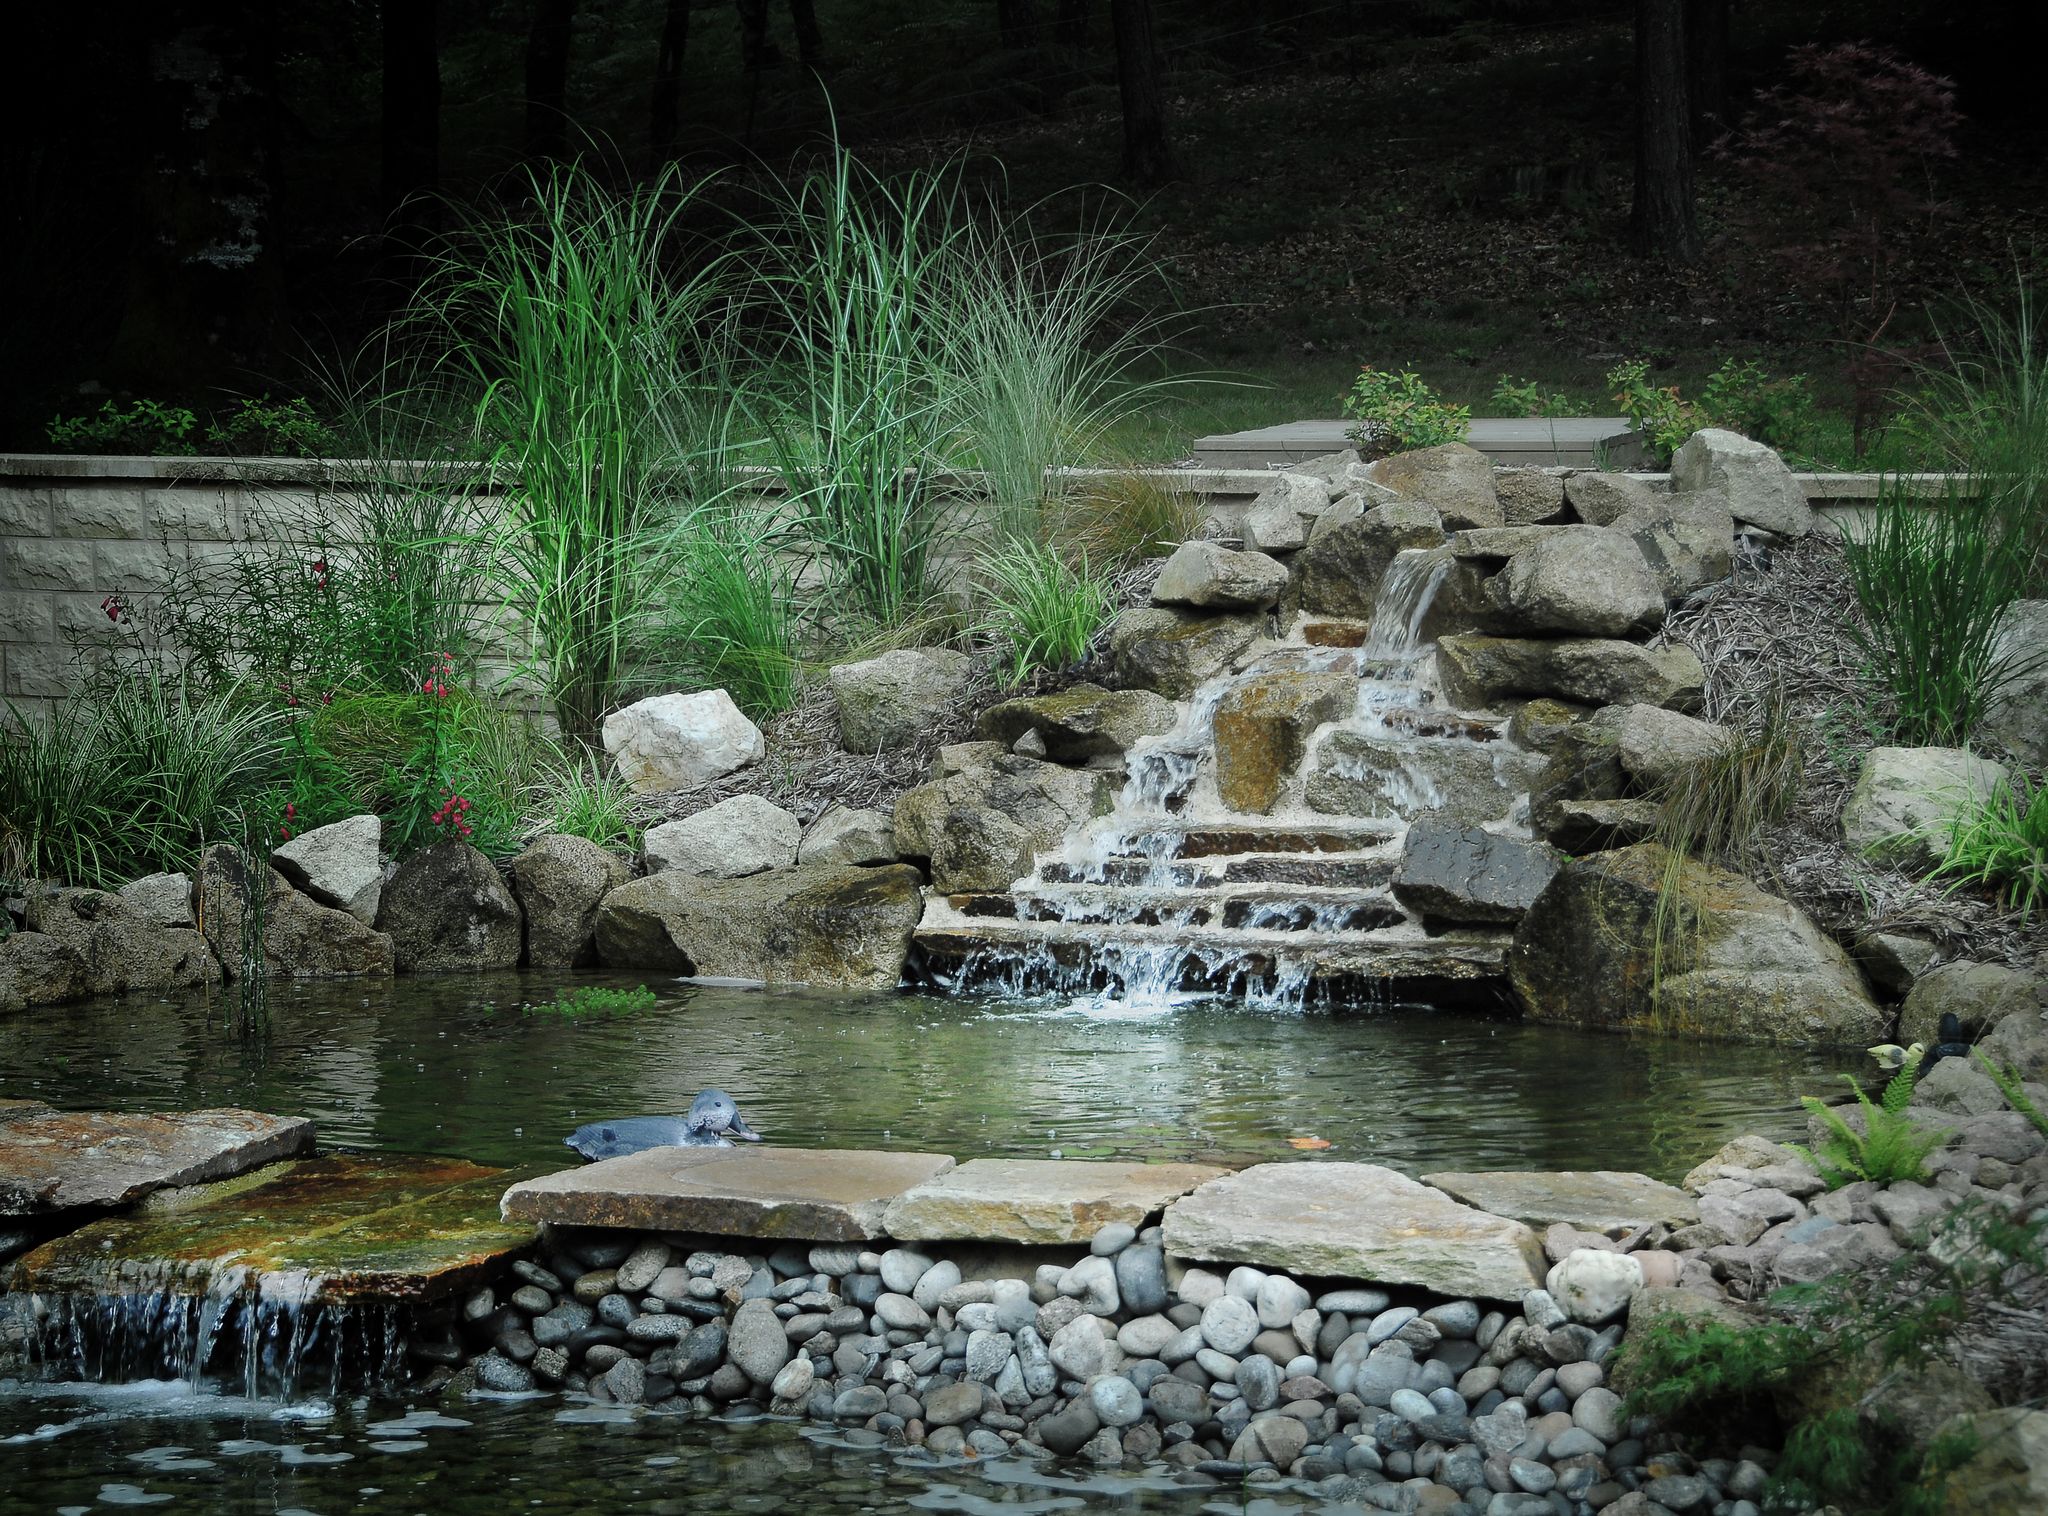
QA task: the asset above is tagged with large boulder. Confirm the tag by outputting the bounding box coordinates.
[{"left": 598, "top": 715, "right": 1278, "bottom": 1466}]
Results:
[
  {"left": 1299, "top": 499, "right": 1447, "bottom": 618},
  {"left": 1842, "top": 746, "right": 2010, "bottom": 870},
  {"left": 1211, "top": 672, "right": 1355, "bottom": 814},
  {"left": 196, "top": 844, "right": 393, "bottom": 978},
  {"left": 930, "top": 806, "right": 1034, "bottom": 893},
  {"left": 24, "top": 886, "right": 219, "bottom": 996},
  {"left": 271, "top": 814, "right": 383, "bottom": 924},
  {"left": 1982, "top": 599, "right": 2048, "bottom": 765},
  {"left": 1392, "top": 822, "right": 1560, "bottom": 925},
  {"left": 1495, "top": 468, "right": 1568, "bottom": 525},
  {"left": 797, "top": 806, "right": 897, "bottom": 867},
  {"left": 117, "top": 872, "right": 195, "bottom": 929},
  {"left": 1900, "top": 960, "right": 2048, "bottom": 1047},
  {"left": 1939, "top": 1408, "right": 2048, "bottom": 1516},
  {"left": 1977, "top": 1002, "right": 2048, "bottom": 1083},
  {"left": 1239, "top": 474, "right": 1321, "bottom": 554},
  {"left": 1612, "top": 703, "right": 1733, "bottom": 790},
  {"left": 1669, "top": 429, "right": 1814, "bottom": 538},
  {"left": 1496, "top": 527, "right": 1666, "bottom": 637},
  {"left": 1562, "top": 471, "right": 1663, "bottom": 527},
  {"left": 1508, "top": 843, "right": 1886, "bottom": 1046},
  {"left": 508, "top": 833, "right": 634, "bottom": 968},
  {"left": 643, "top": 795, "right": 801, "bottom": 879},
  {"left": 1151, "top": 540, "right": 1289, "bottom": 610},
  {"left": 828, "top": 648, "right": 972, "bottom": 753},
  {"left": 976, "top": 684, "right": 1176, "bottom": 763},
  {"left": 894, "top": 744, "right": 1116, "bottom": 861},
  {"left": 595, "top": 863, "right": 922, "bottom": 989},
  {"left": 0, "top": 932, "right": 87, "bottom": 1015},
  {"left": 1613, "top": 491, "right": 1736, "bottom": 602},
  {"left": 1303, "top": 729, "right": 1541, "bottom": 826},
  {"left": 374, "top": 841, "right": 522, "bottom": 973},
  {"left": 1108, "top": 608, "right": 1261, "bottom": 700},
  {"left": 601, "top": 690, "right": 764, "bottom": 795},
  {"left": 1436, "top": 634, "right": 1705, "bottom": 711},
  {"left": 1363, "top": 443, "right": 1502, "bottom": 528}
]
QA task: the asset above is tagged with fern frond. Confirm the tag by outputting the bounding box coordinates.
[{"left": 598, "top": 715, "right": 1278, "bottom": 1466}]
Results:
[{"left": 1972, "top": 1048, "right": 2048, "bottom": 1137}]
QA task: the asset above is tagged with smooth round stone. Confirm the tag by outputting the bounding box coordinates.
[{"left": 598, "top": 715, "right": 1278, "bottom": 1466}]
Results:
[
  {"left": 1061, "top": 1255, "right": 1120, "bottom": 1316},
  {"left": 1175, "top": 1268, "right": 1227, "bottom": 1308},
  {"left": 605, "top": 1355, "right": 647, "bottom": 1405},
  {"left": 596, "top": 1293, "right": 637, "bottom": 1328},
  {"left": 1316, "top": 1288, "right": 1391, "bottom": 1316},
  {"left": 842, "top": 1273, "right": 882, "bottom": 1309},
  {"left": 874, "top": 1293, "right": 931, "bottom": 1331},
  {"left": 1388, "top": 1387, "right": 1435, "bottom": 1423},
  {"left": 1547, "top": 1426, "right": 1604, "bottom": 1460},
  {"left": 1036, "top": 1398, "right": 1101, "bottom": 1455},
  {"left": 1235, "top": 1355, "right": 1280, "bottom": 1411},
  {"left": 955, "top": 1302, "right": 999, "bottom": 1332},
  {"left": 913, "top": 1261, "right": 963, "bottom": 1313},
  {"left": 808, "top": 1244, "right": 861, "bottom": 1276},
  {"left": 1548, "top": 1250, "right": 1644, "bottom": 1327},
  {"left": 1090, "top": 1222, "right": 1138, "bottom": 1256},
  {"left": 1573, "top": 1386, "right": 1624, "bottom": 1442},
  {"left": 924, "top": 1380, "right": 984, "bottom": 1427},
  {"left": 727, "top": 1299, "right": 790, "bottom": 1385},
  {"left": 1365, "top": 1307, "right": 1419, "bottom": 1345},
  {"left": 1521, "top": 1290, "right": 1567, "bottom": 1331},
  {"left": 1114, "top": 1245, "right": 1169, "bottom": 1316},
  {"left": 1644, "top": 1475, "right": 1711, "bottom": 1510},
  {"left": 1284, "top": 1355, "right": 1319, "bottom": 1381},
  {"left": 510, "top": 1284, "right": 553, "bottom": 1315},
  {"left": 475, "top": 1353, "right": 533, "bottom": 1392},
  {"left": 1160, "top": 1324, "right": 1204, "bottom": 1365},
  {"left": 965, "top": 1329, "right": 1014, "bottom": 1382},
  {"left": 583, "top": 1343, "right": 628, "bottom": 1372},
  {"left": 1048, "top": 1315, "right": 1110, "bottom": 1380},
  {"left": 1225, "top": 1265, "right": 1269, "bottom": 1302},
  {"left": 994, "top": 1292, "right": 1039, "bottom": 1335},
  {"left": 1195, "top": 1347, "right": 1239, "bottom": 1382},
  {"left": 1422, "top": 1300, "right": 1482, "bottom": 1339},
  {"left": 832, "top": 1385, "right": 888, "bottom": 1420},
  {"left": 615, "top": 1239, "right": 670, "bottom": 1294},
  {"left": 1228, "top": 1413, "right": 1308, "bottom": 1468},
  {"left": 1536, "top": 1387, "right": 1570, "bottom": 1415},
  {"left": 1458, "top": 1365, "right": 1502, "bottom": 1400},
  {"left": 1117, "top": 1314, "right": 1180, "bottom": 1359},
  {"left": 1090, "top": 1375, "right": 1145, "bottom": 1427},
  {"left": 1510, "top": 1457, "right": 1557, "bottom": 1494},
  {"left": 1148, "top": 1376, "right": 1209, "bottom": 1424},
  {"left": 1201, "top": 1295, "right": 1259, "bottom": 1356},
  {"left": 1255, "top": 1275, "right": 1311, "bottom": 1329},
  {"left": 626, "top": 1313, "right": 691, "bottom": 1342},
  {"left": 965, "top": 1428, "right": 1008, "bottom": 1457},
  {"left": 770, "top": 1356, "right": 815, "bottom": 1402},
  {"left": 879, "top": 1249, "right": 933, "bottom": 1294}
]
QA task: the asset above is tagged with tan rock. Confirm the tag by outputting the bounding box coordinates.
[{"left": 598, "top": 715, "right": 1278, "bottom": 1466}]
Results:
[
  {"left": 0, "top": 1108, "right": 314, "bottom": 1217},
  {"left": 883, "top": 1159, "right": 1228, "bottom": 1245},
  {"left": 1421, "top": 1169, "right": 1699, "bottom": 1232},
  {"left": 1212, "top": 672, "right": 1355, "bottom": 814}
]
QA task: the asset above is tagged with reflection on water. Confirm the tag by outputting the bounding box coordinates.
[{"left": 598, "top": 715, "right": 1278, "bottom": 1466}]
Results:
[{"left": 0, "top": 974, "right": 1850, "bottom": 1181}]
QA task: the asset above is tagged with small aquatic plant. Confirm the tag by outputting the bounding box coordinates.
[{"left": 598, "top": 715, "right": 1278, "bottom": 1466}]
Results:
[{"left": 526, "top": 984, "right": 658, "bottom": 1018}]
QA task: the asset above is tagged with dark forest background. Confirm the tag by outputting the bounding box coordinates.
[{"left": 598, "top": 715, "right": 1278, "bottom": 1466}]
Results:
[{"left": 4, "top": 0, "right": 2044, "bottom": 452}]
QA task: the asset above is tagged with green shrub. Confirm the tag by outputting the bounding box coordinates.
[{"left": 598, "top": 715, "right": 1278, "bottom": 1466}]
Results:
[
  {"left": 529, "top": 755, "right": 639, "bottom": 855},
  {"left": 1840, "top": 473, "right": 2043, "bottom": 745},
  {"left": 1341, "top": 366, "right": 1469, "bottom": 457},
  {"left": 1972, "top": 1048, "right": 2048, "bottom": 1137},
  {"left": 645, "top": 506, "right": 799, "bottom": 720},
  {"left": 43, "top": 395, "right": 337, "bottom": 457},
  {"left": 1934, "top": 776, "right": 2047, "bottom": 918},
  {"left": 1490, "top": 375, "right": 1576, "bottom": 418},
  {"left": 976, "top": 539, "right": 1115, "bottom": 687},
  {"left": 1609, "top": 358, "right": 1819, "bottom": 464},
  {"left": 1059, "top": 467, "right": 1205, "bottom": 563},
  {"left": 1789, "top": 1058, "right": 1950, "bottom": 1188}
]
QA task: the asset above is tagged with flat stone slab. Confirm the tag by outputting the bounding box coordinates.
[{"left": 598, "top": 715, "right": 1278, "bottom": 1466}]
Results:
[
  {"left": 1422, "top": 1169, "right": 1700, "bottom": 1232},
  {"left": 882, "top": 1159, "right": 1229, "bottom": 1245},
  {"left": 0, "top": 1107, "right": 316, "bottom": 1218},
  {"left": 502, "top": 1147, "right": 956, "bottom": 1241},
  {"left": 1161, "top": 1161, "right": 1546, "bottom": 1301},
  {"left": 13, "top": 1153, "right": 533, "bottom": 1303}
]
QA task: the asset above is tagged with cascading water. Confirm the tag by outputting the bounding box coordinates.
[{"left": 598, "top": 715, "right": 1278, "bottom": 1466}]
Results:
[{"left": 910, "top": 542, "right": 1544, "bottom": 1012}]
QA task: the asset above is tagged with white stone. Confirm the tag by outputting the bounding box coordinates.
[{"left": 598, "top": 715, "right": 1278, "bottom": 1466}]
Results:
[
  {"left": 642, "top": 794, "right": 800, "bottom": 878},
  {"left": 1256, "top": 1274, "right": 1311, "bottom": 1330},
  {"left": 1201, "top": 1294, "right": 1260, "bottom": 1356},
  {"left": 1062, "top": 1254, "right": 1120, "bottom": 1316},
  {"left": 1545, "top": 1249, "right": 1645, "bottom": 1326},
  {"left": 1843, "top": 746, "right": 2011, "bottom": 872},
  {"left": 1048, "top": 1313, "right": 1108, "bottom": 1379},
  {"left": 602, "top": 689, "right": 764, "bottom": 794},
  {"left": 270, "top": 814, "right": 383, "bottom": 924},
  {"left": 1176, "top": 1267, "right": 1226, "bottom": 1308},
  {"left": 879, "top": 1248, "right": 933, "bottom": 1294},
  {"left": 1116, "top": 1314, "right": 1180, "bottom": 1358},
  {"left": 770, "top": 1356, "right": 815, "bottom": 1402},
  {"left": 1669, "top": 428, "right": 1814, "bottom": 538},
  {"left": 117, "top": 872, "right": 194, "bottom": 929},
  {"left": 912, "top": 1259, "right": 962, "bottom": 1313},
  {"left": 1225, "top": 1265, "right": 1269, "bottom": 1301},
  {"left": 874, "top": 1292, "right": 930, "bottom": 1330}
]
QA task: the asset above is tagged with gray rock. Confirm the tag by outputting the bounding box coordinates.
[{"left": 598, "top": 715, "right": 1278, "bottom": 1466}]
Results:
[
  {"left": 770, "top": 1356, "right": 815, "bottom": 1402},
  {"left": 925, "top": 1380, "right": 984, "bottom": 1426},
  {"left": 1614, "top": 491, "right": 1736, "bottom": 601},
  {"left": 1983, "top": 599, "right": 2048, "bottom": 765},
  {"left": 602, "top": 689, "right": 763, "bottom": 794},
  {"left": 116, "top": 872, "right": 195, "bottom": 930},
  {"left": 797, "top": 807, "right": 898, "bottom": 867},
  {"left": 929, "top": 805, "right": 1034, "bottom": 894},
  {"left": 605, "top": 1354, "right": 646, "bottom": 1404},
  {"left": 1090, "top": 1221, "right": 1138, "bottom": 1255},
  {"left": 1435, "top": 634, "right": 1705, "bottom": 712},
  {"left": 1496, "top": 468, "right": 1568, "bottom": 525},
  {"left": 1229, "top": 1412, "right": 1310, "bottom": 1467},
  {"left": 1037, "top": 1398, "right": 1101, "bottom": 1455},
  {"left": 1393, "top": 822, "right": 1559, "bottom": 926},
  {"left": 195, "top": 846, "right": 392, "bottom": 980},
  {"left": 1152, "top": 540, "right": 1289, "bottom": 611},
  {"left": 1236, "top": 1354, "right": 1281, "bottom": 1411},
  {"left": 1901, "top": 961, "right": 2048, "bottom": 1047},
  {"left": 1843, "top": 746, "right": 2010, "bottom": 871},
  {"left": 1300, "top": 499, "right": 1448, "bottom": 617},
  {"left": 1572, "top": 1385, "right": 1624, "bottom": 1442},
  {"left": 976, "top": 684, "right": 1178, "bottom": 763},
  {"left": 1114, "top": 1245, "right": 1169, "bottom": 1315},
  {"left": 1563, "top": 470, "right": 1663, "bottom": 528},
  {"left": 1363, "top": 443, "right": 1502, "bottom": 529},
  {"left": 373, "top": 840, "right": 521, "bottom": 973},
  {"left": 1497, "top": 527, "right": 1665, "bottom": 638},
  {"left": 0, "top": 931, "right": 87, "bottom": 1013},
  {"left": 1241, "top": 473, "right": 1322, "bottom": 554},
  {"left": 829, "top": 647, "right": 972, "bottom": 752},
  {"left": 509, "top": 833, "right": 633, "bottom": 968},
  {"left": 1671, "top": 428, "right": 1814, "bottom": 537},
  {"left": 726, "top": 1298, "right": 791, "bottom": 1385},
  {"left": 1090, "top": 1375, "right": 1145, "bottom": 1428},
  {"left": 475, "top": 1353, "right": 534, "bottom": 1393},
  {"left": 1107, "top": 608, "right": 1263, "bottom": 701},
  {"left": 643, "top": 794, "right": 800, "bottom": 879},
  {"left": 1201, "top": 1295, "right": 1260, "bottom": 1356},
  {"left": 271, "top": 814, "right": 383, "bottom": 924}
]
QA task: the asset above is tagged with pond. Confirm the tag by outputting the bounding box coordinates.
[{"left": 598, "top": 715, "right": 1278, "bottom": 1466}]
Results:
[
  {"left": 0, "top": 974, "right": 1852, "bottom": 1182},
  {"left": 1, "top": 976, "right": 1852, "bottom": 1515}
]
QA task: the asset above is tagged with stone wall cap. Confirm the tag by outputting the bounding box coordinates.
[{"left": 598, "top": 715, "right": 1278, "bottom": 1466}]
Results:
[{"left": 882, "top": 1157, "right": 1230, "bottom": 1245}]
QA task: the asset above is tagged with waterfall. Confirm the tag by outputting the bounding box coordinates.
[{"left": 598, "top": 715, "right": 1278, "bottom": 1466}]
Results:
[{"left": 1361, "top": 546, "right": 1454, "bottom": 660}]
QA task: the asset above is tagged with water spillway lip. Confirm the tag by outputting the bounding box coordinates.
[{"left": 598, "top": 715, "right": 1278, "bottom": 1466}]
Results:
[
  {"left": 10, "top": 1152, "right": 532, "bottom": 1305},
  {"left": 501, "top": 1146, "right": 957, "bottom": 1242},
  {"left": 0, "top": 1108, "right": 317, "bottom": 1220},
  {"left": 1107, "top": 823, "right": 1400, "bottom": 860}
]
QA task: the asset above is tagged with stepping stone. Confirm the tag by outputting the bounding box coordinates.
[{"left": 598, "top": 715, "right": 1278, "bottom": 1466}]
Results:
[
  {"left": 1161, "top": 1162, "right": 1546, "bottom": 1301},
  {"left": 883, "top": 1159, "right": 1229, "bottom": 1245},
  {"left": 502, "top": 1147, "right": 955, "bottom": 1241},
  {"left": 1421, "top": 1170, "right": 1699, "bottom": 1232},
  {"left": 14, "top": 1152, "right": 532, "bottom": 1303},
  {"left": 0, "top": 1107, "right": 315, "bottom": 1218}
]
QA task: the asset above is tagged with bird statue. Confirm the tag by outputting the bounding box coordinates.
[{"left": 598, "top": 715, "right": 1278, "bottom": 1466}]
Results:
[
  {"left": 565, "top": 1089, "right": 764, "bottom": 1161},
  {"left": 1867, "top": 1042, "right": 1926, "bottom": 1073},
  {"left": 1921, "top": 1012, "right": 1974, "bottom": 1071}
]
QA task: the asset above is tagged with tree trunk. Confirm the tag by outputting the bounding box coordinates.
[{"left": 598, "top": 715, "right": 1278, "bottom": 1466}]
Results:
[
  {"left": 525, "top": 0, "right": 575, "bottom": 161},
  {"left": 1056, "top": 0, "right": 1087, "bottom": 51},
  {"left": 649, "top": 0, "right": 688, "bottom": 160},
  {"left": 1110, "top": 0, "right": 1172, "bottom": 187},
  {"left": 735, "top": 0, "right": 771, "bottom": 71},
  {"left": 788, "top": 0, "right": 822, "bottom": 66},
  {"left": 380, "top": 0, "right": 440, "bottom": 227},
  {"left": 998, "top": 0, "right": 1040, "bottom": 50},
  {"left": 1684, "top": 0, "right": 1728, "bottom": 148},
  {"left": 1629, "top": 0, "right": 1699, "bottom": 263}
]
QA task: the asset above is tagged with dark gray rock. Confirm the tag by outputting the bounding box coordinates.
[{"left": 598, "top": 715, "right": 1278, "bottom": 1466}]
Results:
[
  {"left": 375, "top": 840, "right": 522, "bottom": 973},
  {"left": 1392, "top": 823, "right": 1559, "bottom": 926}
]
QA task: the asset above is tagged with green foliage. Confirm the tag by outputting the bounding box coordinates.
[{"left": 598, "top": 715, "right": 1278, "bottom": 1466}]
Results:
[
  {"left": 526, "top": 984, "right": 657, "bottom": 1018},
  {"left": 645, "top": 506, "right": 799, "bottom": 720},
  {"left": 976, "top": 539, "right": 1115, "bottom": 688},
  {"left": 1059, "top": 468, "right": 1205, "bottom": 563},
  {"left": 1491, "top": 375, "right": 1575, "bottom": 417},
  {"left": 0, "top": 678, "right": 285, "bottom": 889},
  {"left": 1839, "top": 472, "right": 2042, "bottom": 746},
  {"left": 1972, "top": 1048, "right": 2048, "bottom": 1136},
  {"left": 529, "top": 755, "right": 639, "bottom": 855},
  {"left": 1788, "top": 1061, "right": 1949, "bottom": 1189},
  {"left": 43, "top": 396, "right": 336, "bottom": 458},
  {"left": 1615, "top": 1315, "right": 1809, "bottom": 1423},
  {"left": 1608, "top": 358, "right": 1819, "bottom": 464},
  {"left": 1341, "top": 365, "right": 1470, "bottom": 456},
  {"left": 1934, "top": 776, "right": 2047, "bottom": 918}
]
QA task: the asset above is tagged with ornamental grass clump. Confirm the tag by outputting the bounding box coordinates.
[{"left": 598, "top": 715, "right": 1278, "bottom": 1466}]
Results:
[
  {"left": 1934, "top": 775, "right": 2047, "bottom": 919},
  {"left": 976, "top": 539, "right": 1116, "bottom": 688}
]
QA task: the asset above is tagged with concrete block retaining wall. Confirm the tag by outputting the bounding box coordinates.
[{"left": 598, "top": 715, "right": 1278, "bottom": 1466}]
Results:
[{"left": 0, "top": 453, "right": 1963, "bottom": 716}]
